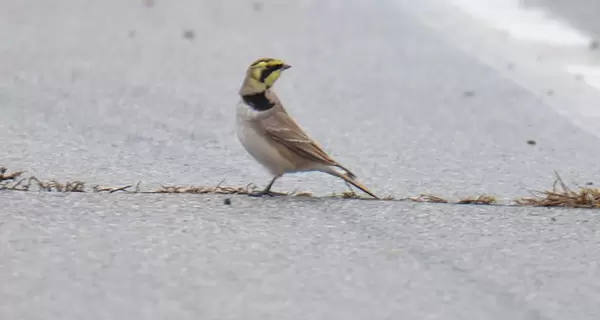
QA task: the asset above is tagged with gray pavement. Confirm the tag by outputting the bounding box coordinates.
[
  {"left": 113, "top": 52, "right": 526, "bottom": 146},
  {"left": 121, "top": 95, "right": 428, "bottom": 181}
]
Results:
[
  {"left": 2, "top": 192, "right": 599, "bottom": 320},
  {"left": 526, "top": 0, "right": 600, "bottom": 39},
  {"left": 1, "top": 0, "right": 600, "bottom": 319}
]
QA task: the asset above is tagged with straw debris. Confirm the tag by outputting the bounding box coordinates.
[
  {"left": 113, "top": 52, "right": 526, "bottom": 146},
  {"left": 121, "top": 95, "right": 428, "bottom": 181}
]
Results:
[
  {"left": 457, "top": 195, "right": 497, "bottom": 205},
  {"left": 0, "top": 167, "right": 24, "bottom": 181},
  {"left": 516, "top": 172, "right": 600, "bottom": 208},
  {"left": 154, "top": 184, "right": 256, "bottom": 195},
  {"left": 408, "top": 194, "right": 448, "bottom": 203},
  {"left": 293, "top": 191, "right": 313, "bottom": 197},
  {"left": 1, "top": 166, "right": 599, "bottom": 208},
  {"left": 1, "top": 168, "right": 85, "bottom": 192}
]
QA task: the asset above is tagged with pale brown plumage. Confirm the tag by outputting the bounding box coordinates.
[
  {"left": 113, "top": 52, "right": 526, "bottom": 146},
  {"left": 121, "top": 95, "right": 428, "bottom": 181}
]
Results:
[
  {"left": 258, "top": 92, "right": 357, "bottom": 175},
  {"left": 236, "top": 58, "right": 378, "bottom": 199}
]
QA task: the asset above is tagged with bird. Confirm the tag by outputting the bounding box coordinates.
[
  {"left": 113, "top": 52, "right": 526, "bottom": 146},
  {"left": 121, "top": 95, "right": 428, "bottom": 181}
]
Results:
[{"left": 236, "top": 57, "right": 379, "bottom": 199}]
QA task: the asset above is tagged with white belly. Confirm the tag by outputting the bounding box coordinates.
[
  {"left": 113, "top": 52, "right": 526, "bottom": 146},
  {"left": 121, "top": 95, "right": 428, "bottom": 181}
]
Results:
[{"left": 236, "top": 101, "right": 294, "bottom": 175}]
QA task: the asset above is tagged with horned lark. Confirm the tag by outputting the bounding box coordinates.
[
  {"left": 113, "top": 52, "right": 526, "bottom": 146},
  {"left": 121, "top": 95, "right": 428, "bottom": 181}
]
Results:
[{"left": 236, "top": 58, "right": 379, "bottom": 199}]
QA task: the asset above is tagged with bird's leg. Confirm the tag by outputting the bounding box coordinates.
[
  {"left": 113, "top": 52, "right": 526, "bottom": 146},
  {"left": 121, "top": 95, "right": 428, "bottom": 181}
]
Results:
[{"left": 249, "top": 175, "right": 286, "bottom": 197}]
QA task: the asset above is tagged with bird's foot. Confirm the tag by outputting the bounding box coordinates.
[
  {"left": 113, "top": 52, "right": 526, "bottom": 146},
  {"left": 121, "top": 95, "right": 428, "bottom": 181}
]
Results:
[{"left": 248, "top": 190, "right": 287, "bottom": 197}]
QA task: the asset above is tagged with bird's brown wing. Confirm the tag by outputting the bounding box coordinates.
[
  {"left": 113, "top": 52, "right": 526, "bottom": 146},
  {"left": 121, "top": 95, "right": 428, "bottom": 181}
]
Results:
[{"left": 258, "top": 105, "right": 358, "bottom": 178}]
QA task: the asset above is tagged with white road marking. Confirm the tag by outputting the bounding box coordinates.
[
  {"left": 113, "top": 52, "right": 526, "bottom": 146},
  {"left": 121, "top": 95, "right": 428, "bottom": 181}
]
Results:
[
  {"left": 448, "top": 0, "right": 600, "bottom": 92},
  {"left": 449, "top": 0, "right": 592, "bottom": 46},
  {"left": 399, "top": 0, "right": 600, "bottom": 138}
]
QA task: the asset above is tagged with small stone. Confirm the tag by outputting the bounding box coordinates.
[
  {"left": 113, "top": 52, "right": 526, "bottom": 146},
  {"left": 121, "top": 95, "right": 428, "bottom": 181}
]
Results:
[
  {"left": 252, "top": 2, "right": 263, "bottom": 11},
  {"left": 183, "top": 30, "right": 195, "bottom": 40},
  {"left": 526, "top": 140, "right": 536, "bottom": 146},
  {"left": 585, "top": 182, "right": 594, "bottom": 186},
  {"left": 223, "top": 198, "right": 232, "bottom": 205}
]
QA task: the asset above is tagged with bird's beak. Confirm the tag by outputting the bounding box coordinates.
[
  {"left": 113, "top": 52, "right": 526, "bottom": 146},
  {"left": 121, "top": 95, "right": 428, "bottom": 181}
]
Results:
[{"left": 281, "top": 64, "right": 291, "bottom": 70}]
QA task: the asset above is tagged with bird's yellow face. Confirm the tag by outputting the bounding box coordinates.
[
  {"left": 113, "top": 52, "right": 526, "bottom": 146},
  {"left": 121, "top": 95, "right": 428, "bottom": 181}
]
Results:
[{"left": 248, "top": 58, "right": 291, "bottom": 89}]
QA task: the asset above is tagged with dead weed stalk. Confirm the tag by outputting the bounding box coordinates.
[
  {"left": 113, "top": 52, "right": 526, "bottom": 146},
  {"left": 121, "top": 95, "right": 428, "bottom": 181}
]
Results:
[
  {"left": 516, "top": 172, "right": 600, "bottom": 209},
  {"left": 1, "top": 167, "right": 599, "bottom": 208}
]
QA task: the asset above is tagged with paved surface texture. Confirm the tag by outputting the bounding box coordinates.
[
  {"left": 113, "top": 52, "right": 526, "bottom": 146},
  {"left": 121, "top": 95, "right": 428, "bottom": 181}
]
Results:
[
  {"left": 2, "top": 193, "right": 600, "bottom": 320},
  {"left": 1, "top": 0, "right": 600, "bottom": 319},
  {"left": 526, "top": 0, "right": 600, "bottom": 38}
]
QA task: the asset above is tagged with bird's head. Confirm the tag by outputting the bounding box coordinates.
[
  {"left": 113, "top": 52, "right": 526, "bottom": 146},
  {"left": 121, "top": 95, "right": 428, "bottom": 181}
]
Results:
[{"left": 242, "top": 58, "right": 291, "bottom": 93}]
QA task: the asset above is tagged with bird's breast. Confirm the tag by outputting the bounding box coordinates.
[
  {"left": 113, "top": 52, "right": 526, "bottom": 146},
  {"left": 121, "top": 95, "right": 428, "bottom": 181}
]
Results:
[{"left": 236, "top": 100, "right": 292, "bottom": 175}]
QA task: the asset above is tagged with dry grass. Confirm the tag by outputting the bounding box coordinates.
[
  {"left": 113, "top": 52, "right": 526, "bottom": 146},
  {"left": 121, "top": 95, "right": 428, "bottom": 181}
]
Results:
[
  {"left": 516, "top": 172, "right": 600, "bottom": 209},
  {"left": 1, "top": 168, "right": 85, "bottom": 192},
  {"left": 1, "top": 166, "right": 599, "bottom": 209},
  {"left": 293, "top": 191, "right": 313, "bottom": 197},
  {"left": 340, "top": 190, "right": 363, "bottom": 199},
  {"left": 153, "top": 184, "right": 256, "bottom": 195},
  {"left": 0, "top": 167, "right": 23, "bottom": 181},
  {"left": 456, "top": 195, "right": 497, "bottom": 205},
  {"left": 408, "top": 194, "right": 448, "bottom": 203}
]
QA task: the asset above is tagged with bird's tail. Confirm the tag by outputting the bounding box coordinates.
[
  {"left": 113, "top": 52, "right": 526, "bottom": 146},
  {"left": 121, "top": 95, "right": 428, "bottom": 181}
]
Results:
[{"left": 326, "top": 168, "right": 379, "bottom": 199}]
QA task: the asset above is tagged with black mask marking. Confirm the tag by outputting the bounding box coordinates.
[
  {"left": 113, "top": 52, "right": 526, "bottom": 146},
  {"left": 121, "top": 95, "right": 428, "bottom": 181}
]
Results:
[{"left": 259, "top": 65, "right": 282, "bottom": 83}]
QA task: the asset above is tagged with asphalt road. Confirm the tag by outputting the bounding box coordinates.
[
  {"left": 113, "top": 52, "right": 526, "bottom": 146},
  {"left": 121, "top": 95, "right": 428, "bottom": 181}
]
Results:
[
  {"left": 526, "top": 0, "right": 600, "bottom": 38},
  {"left": 1, "top": 0, "right": 600, "bottom": 319}
]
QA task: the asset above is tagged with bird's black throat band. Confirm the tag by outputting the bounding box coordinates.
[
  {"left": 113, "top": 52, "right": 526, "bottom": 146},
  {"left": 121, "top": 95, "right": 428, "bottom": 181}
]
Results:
[{"left": 242, "top": 92, "right": 274, "bottom": 111}]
